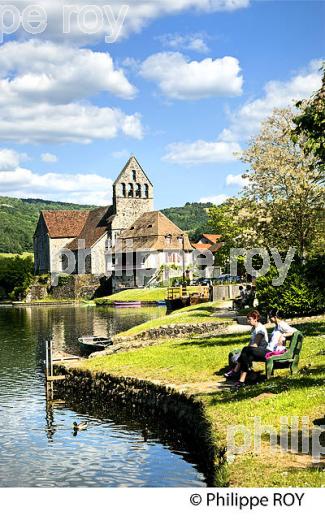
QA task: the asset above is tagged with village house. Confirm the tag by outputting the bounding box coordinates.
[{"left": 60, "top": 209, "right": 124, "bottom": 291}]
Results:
[{"left": 33, "top": 156, "right": 193, "bottom": 291}]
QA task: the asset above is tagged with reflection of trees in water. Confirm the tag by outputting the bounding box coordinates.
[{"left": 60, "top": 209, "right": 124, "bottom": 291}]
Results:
[{"left": 22, "top": 305, "right": 166, "bottom": 357}]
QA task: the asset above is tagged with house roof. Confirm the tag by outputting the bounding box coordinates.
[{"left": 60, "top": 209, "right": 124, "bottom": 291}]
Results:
[
  {"left": 192, "top": 242, "right": 223, "bottom": 253},
  {"left": 114, "top": 211, "right": 193, "bottom": 252},
  {"left": 202, "top": 233, "right": 222, "bottom": 243},
  {"left": 41, "top": 210, "right": 90, "bottom": 238},
  {"left": 113, "top": 156, "right": 153, "bottom": 187},
  {"left": 68, "top": 206, "right": 113, "bottom": 250}
]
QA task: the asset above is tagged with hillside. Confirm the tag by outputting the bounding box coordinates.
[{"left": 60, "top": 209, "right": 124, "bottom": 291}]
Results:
[
  {"left": 0, "top": 197, "right": 94, "bottom": 253},
  {"left": 0, "top": 197, "right": 214, "bottom": 253}
]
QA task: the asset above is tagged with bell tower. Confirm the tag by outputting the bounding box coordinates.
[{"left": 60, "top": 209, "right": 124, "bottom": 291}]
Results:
[{"left": 111, "top": 156, "right": 154, "bottom": 241}]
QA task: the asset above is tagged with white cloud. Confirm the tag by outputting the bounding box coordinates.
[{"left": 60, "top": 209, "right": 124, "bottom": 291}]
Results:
[
  {"left": 163, "top": 140, "right": 241, "bottom": 164},
  {"left": 219, "top": 59, "right": 323, "bottom": 142},
  {"left": 199, "top": 194, "right": 229, "bottom": 205},
  {"left": 0, "top": 149, "right": 22, "bottom": 171},
  {"left": 0, "top": 40, "right": 136, "bottom": 102},
  {"left": 140, "top": 52, "right": 243, "bottom": 99},
  {"left": 41, "top": 153, "right": 58, "bottom": 163},
  {"left": 0, "top": 40, "right": 143, "bottom": 143},
  {"left": 0, "top": 149, "right": 113, "bottom": 205},
  {"left": 226, "top": 174, "right": 248, "bottom": 187},
  {"left": 8, "top": 1, "right": 250, "bottom": 43},
  {"left": 0, "top": 102, "right": 143, "bottom": 143},
  {"left": 162, "top": 60, "right": 322, "bottom": 167},
  {"left": 158, "top": 33, "right": 210, "bottom": 53}
]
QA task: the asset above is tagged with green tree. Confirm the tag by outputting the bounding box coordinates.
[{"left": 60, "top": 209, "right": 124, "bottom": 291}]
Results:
[
  {"left": 293, "top": 64, "right": 325, "bottom": 170},
  {"left": 240, "top": 107, "right": 325, "bottom": 258}
]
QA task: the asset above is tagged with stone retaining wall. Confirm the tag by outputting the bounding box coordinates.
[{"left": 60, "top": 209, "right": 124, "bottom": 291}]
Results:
[
  {"left": 55, "top": 366, "right": 228, "bottom": 486},
  {"left": 113, "top": 321, "right": 227, "bottom": 344}
]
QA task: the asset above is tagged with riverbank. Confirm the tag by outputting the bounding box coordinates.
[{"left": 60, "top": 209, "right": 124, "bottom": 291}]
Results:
[{"left": 66, "top": 310, "right": 325, "bottom": 487}]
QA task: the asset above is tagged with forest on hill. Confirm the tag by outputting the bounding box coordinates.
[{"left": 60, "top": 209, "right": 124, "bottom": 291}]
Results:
[{"left": 0, "top": 197, "right": 214, "bottom": 253}]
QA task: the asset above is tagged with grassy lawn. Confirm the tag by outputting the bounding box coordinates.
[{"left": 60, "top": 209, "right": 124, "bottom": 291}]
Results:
[
  {"left": 82, "top": 318, "right": 325, "bottom": 487},
  {"left": 0, "top": 252, "right": 33, "bottom": 258},
  {"left": 115, "top": 300, "right": 229, "bottom": 337},
  {"left": 95, "top": 286, "right": 203, "bottom": 304}
]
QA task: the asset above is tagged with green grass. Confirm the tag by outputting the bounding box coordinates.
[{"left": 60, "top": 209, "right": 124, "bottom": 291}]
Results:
[
  {"left": 115, "top": 300, "right": 229, "bottom": 337},
  {"left": 95, "top": 286, "right": 204, "bottom": 305},
  {"left": 0, "top": 252, "right": 33, "bottom": 259},
  {"left": 95, "top": 287, "right": 167, "bottom": 304},
  {"left": 83, "top": 318, "right": 325, "bottom": 487}
]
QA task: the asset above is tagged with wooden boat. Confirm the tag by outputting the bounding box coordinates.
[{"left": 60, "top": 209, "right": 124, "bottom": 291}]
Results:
[
  {"left": 113, "top": 301, "right": 142, "bottom": 308},
  {"left": 78, "top": 336, "right": 113, "bottom": 353}
]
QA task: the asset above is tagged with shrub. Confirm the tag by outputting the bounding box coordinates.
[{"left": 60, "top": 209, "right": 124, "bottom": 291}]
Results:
[{"left": 256, "top": 257, "right": 325, "bottom": 317}]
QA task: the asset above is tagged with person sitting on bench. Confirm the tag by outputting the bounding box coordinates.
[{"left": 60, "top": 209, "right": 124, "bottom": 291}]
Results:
[
  {"left": 225, "top": 310, "right": 269, "bottom": 386},
  {"left": 268, "top": 309, "right": 297, "bottom": 351},
  {"left": 232, "top": 285, "right": 245, "bottom": 310}
]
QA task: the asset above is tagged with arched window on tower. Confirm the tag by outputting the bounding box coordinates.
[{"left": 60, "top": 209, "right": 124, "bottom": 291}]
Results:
[
  {"left": 128, "top": 183, "right": 134, "bottom": 197},
  {"left": 121, "top": 183, "right": 126, "bottom": 197},
  {"left": 144, "top": 184, "right": 149, "bottom": 199},
  {"left": 135, "top": 183, "right": 141, "bottom": 198}
]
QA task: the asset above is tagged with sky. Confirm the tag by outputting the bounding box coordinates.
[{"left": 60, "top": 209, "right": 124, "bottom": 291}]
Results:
[{"left": 0, "top": 0, "right": 323, "bottom": 209}]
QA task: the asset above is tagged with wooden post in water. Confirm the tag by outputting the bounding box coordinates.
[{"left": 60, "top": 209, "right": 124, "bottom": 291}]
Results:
[
  {"left": 45, "top": 339, "right": 65, "bottom": 401},
  {"left": 45, "top": 339, "right": 54, "bottom": 400}
]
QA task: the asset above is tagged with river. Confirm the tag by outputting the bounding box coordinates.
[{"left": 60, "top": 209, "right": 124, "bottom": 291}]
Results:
[{"left": 0, "top": 305, "right": 206, "bottom": 487}]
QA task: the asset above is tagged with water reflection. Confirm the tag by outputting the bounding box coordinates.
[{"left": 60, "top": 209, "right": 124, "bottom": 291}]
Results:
[{"left": 0, "top": 306, "right": 207, "bottom": 487}]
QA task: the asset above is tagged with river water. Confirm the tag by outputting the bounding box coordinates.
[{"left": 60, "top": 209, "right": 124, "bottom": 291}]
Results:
[{"left": 0, "top": 305, "right": 206, "bottom": 487}]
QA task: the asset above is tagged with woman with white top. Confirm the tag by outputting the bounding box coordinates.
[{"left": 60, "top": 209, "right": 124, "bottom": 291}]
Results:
[
  {"left": 225, "top": 310, "right": 269, "bottom": 387},
  {"left": 268, "top": 309, "right": 297, "bottom": 352}
]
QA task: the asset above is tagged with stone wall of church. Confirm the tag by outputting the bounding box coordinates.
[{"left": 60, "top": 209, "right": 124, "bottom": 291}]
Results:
[
  {"left": 91, "top": 235, "right": 107, "bottom": 275},
  {"left": 49, "top": 238, "right": 71, "bottom": 273},
  {"left": 112, "top": 157, "right": 154, "bottom": 235}
]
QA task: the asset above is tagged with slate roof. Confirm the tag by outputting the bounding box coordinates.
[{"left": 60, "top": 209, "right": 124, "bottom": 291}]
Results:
[
  {"left": 41, "top": 210, "right": 90, "bottom": 238},
  {"left": 114, "top": 211, "right": 193, "bottom": 252}
]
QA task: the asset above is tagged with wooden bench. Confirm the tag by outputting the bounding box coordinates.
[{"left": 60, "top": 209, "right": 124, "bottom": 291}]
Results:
[
  {"left": 265, "top": 330, "right": 304, "bottom": 379},
  {"left": 228, "top": 331, "right": 304, "bottom": 380}
]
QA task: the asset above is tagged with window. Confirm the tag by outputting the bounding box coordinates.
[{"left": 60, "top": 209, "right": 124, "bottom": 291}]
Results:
[
  {"left": 135, "top": 183, "right": 141, "bottom": 198},
  {"left": 144, "top": 184, "right": 149, "bottom": 198},
  {"left": 132, "top": 169, "right": 137, "bottom": 182},
  {"left": 165, "top": 234, "right": 172, "bottom": 246},
  {"left": 121, "top": 183, "right": 126, "bottom": 197},
  {"left": 128, "top": 183, "right": 134, "bottom": 197}
]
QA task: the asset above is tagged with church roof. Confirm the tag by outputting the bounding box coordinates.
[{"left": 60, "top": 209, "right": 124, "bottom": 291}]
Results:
[
  {"left": 41, "top": 210, "right": 90, "bottom": 238},
  {"left": 114, "top": 211, "right": 193, "bottom": 252},
  {"left": 68, "top": 206, "right": 113, "bottom": 250},
  {"left": 113, "top": 156, "right": 153, "bottom": 187}
]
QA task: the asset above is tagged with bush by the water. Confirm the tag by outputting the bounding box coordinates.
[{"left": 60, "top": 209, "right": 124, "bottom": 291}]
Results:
[
  {"left": 256, "top": 256, "right": 325, "bottom": 316},
  {"left": 0, "top": 255, "right": 34, "bottom": 300}
]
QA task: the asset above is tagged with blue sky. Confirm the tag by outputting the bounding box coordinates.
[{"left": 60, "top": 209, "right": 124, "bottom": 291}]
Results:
[{"left": 0, "top": 0, "right": 323, "bottom": 209}]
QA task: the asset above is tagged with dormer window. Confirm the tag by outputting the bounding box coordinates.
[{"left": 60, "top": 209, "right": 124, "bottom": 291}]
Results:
[{"left": 132, "top": 169, "right": 137, "bottom": 182}]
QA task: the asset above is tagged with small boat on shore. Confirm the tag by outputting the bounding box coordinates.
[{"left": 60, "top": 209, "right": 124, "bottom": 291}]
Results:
[
  {"left": 78, "top": 336, "right": 113, "bottom": 353},
  {"left": 113, "top": 301, "right": 142, "bottom": 308}
]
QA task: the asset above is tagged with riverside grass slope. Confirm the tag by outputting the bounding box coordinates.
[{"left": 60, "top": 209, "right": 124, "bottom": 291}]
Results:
[
  {"left": 95, "top": 286, "right": 203, "bottom": 304},
  {"left": 80, "top": 303, "right": 325, "bottom": 487}
]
